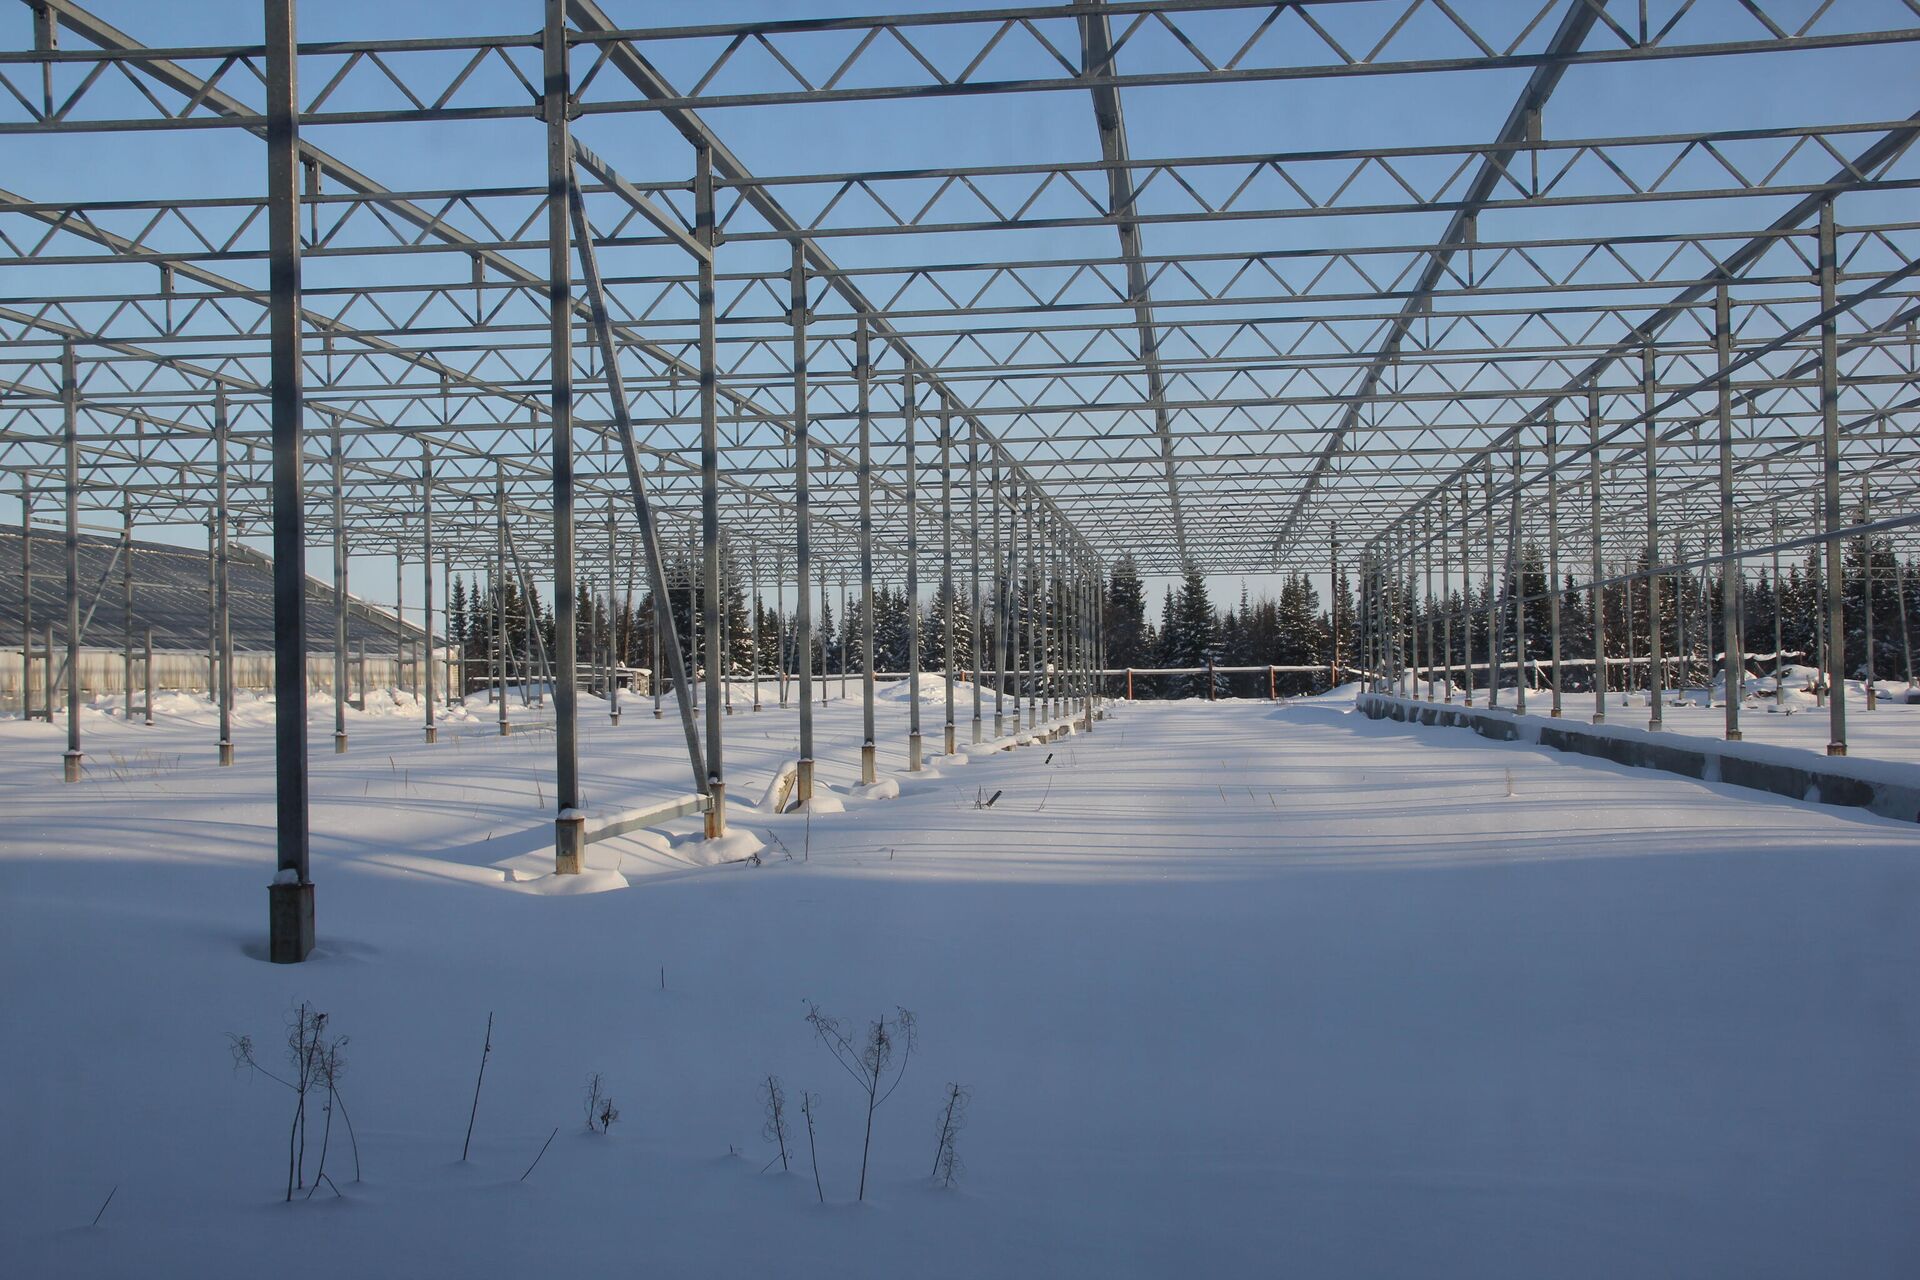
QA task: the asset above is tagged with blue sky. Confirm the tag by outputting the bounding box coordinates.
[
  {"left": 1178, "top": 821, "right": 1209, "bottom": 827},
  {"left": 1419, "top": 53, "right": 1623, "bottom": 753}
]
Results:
[{"left": 5, "top": 1, "right": 1916, "bottom": 627}]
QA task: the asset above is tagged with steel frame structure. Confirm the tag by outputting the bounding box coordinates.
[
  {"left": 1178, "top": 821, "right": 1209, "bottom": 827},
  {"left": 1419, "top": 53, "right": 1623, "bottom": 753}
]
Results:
[{"left": 2, "top": 0, "right": 1918, "bottom": 959}]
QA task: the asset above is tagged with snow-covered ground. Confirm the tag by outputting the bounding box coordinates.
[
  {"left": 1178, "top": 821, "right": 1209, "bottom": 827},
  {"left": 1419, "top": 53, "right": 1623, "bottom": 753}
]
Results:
[{"left": 4, "top": 684, "right": 1919, "bottom": 1277}]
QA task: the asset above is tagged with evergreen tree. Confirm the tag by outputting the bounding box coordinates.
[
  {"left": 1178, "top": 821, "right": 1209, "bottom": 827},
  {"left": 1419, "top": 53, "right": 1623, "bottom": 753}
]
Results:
[
  {"left": 1102, "top": 554, "right": 1152, "bottom": 669},
  {"left": 1159, "top": 562, "right": 1218, "bottom": 697}
]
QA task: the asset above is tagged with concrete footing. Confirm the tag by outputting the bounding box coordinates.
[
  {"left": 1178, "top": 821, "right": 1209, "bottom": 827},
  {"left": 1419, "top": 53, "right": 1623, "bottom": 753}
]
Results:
[
  {"left": 705, "top": 781, "right": 728, "bottom": 837},
  {"left": 972, "top": 718, "right": 982, "bottom": 744},
  {"left": 268, "top": 880, "right": 315, "bottom": 964},
  {"left": 554, "top": 813, "right": 586, "bottom": 874},
  {"left": 945, "top": 724, "right": 956, "bottom": 756},
  {"left": 908, "top": 732, "right": 923, "bottom": 772},
  {"left": 334, "top": 733, "right": 347, "bottom": 755},
  {"left": 425, "top": 725, "right": 437, "bottom": 744},
  {"left": 218, "top": 740, "right": 234, "bottom": 766},
  {"left": 63, "top": 751, "right": 81, "bottom": 782},
  {"left": 1360, "top": 693, "right": 1919, "bottom": 824},
  {"left": 860, "top": 742, "right": 876, "bottom": 786},
  {"left": 794, "top": 761, "right": 813, "bottom": 808}
]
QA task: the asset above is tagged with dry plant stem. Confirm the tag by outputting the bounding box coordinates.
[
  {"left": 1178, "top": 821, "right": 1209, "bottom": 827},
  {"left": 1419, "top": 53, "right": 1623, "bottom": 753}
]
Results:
[
  {"left": 521, "top": 1127, "right": 559, "bottom": 1181},
  {"left": 463, "top": 1011, "right": 493, "bottom": 1161}
]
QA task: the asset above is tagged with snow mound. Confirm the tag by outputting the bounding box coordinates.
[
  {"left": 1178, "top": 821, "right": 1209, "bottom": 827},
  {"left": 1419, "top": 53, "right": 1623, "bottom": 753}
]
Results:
[
  {"left": 504, "top": 866, "right": 629, "bottom": 895},
  {"left": 677, "top": 828, "right": 765, "bottom": 866}
]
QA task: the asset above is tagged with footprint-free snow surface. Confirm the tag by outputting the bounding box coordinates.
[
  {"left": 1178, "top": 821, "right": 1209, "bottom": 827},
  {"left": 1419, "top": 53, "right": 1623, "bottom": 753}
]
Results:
[{"left": 4, "top": 686, "right": 1918, "bottom": 1277}]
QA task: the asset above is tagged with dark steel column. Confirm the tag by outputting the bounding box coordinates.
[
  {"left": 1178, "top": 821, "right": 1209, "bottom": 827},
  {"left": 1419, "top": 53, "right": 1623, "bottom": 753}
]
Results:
[
  {"left": 1546, "top": 411, "right": 1562, "bottom": 717},
  {"left": 1818, "top": 202, "right": 1848, "bottom": 756},
  {"left": 545, "top": 0, "right": 584, "bottom": 869},
  {"left": 1642, "top": 345, "right": 1664, "bottom": 731},
  {"left": 331, "top": 417, "right": 348, "bottom": 752},
  {"left": 216, "top": 397, "right": 234, "bottom": 763},
  {"left": 265, "top": 0, "right": 312, "bottom": 961},
  {"left": 421, "top": 444, "right": 437, "bottom": 743},
  {"left": 991, "top": 458, "right": 1005, "bottom": 735},
  {"left": 905, "top": 372, "right": 922, "bottom": 771},
  {"left": 792, "top": 241, "right": 814, "bottom": 805},
  {"left": 608, "top": 513, "right": 621, "bottom": 723},
  {"left": 1511, "top": 440, "right": 1527, "bottom": 716},
  {"left": 18, "top": 478, "right": 32, "bottom": 721},
  {"left": 941, "top": 409, "right": 956, "bottom": 757},
  {"left": 856, "top": 319, "right": 877, "bottom": 784},
  {"left": 969, "top": 423, "right": 982, "bottom": 744},
  {"left": 1589, "top": 386, "right": 1607, "bottom": 724},
  {"left": 62, "top": 342, "right": 81, "bottom": 782},
  {"left": 700, "top": 165, "right": 727, "bottom": 827},
  {"left": 1484, "top": 458, "right": 1498, "bottom": 707},
  {"left": 1716, "top": 286, "right": 1743, "bottom": 741},
  {"left": 495, "top": 471, "right": 509, "bottom": 735},
  {"left": 121, "top": 496, "right": 133, "bottom": 724},
  {"left": 1438, "top": 503, "right": 1453, "bottom": 700}
]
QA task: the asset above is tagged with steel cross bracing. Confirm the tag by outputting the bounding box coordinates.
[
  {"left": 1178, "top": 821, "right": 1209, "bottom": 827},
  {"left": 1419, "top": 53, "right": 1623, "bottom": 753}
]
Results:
[{"left": 1, "top": 0, "right": 1916, "bottom": 585}]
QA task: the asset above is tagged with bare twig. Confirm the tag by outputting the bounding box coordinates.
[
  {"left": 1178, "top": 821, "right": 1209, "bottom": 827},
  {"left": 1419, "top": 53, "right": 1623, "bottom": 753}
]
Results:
[
  {"left": 520, "top": 1127, "right": 559, "bottom": 1181},
  {"left": 462, "top": 1012, "right": 493, "bottom": 1162},
  {"left": 89, "top": 1185, "right": 117, "bottom": 1228}
]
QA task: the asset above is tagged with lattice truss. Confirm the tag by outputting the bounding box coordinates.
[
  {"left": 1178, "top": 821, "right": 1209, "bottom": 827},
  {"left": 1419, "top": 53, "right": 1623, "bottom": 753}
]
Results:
[{"left": 1, "top": 0, "right": 1917, "bottom": 585}]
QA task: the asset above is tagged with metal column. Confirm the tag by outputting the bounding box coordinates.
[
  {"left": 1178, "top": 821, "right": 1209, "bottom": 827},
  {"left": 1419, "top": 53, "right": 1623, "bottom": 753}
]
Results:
[
  {"left": 121, "top": 496, "right": 132, "bottom": 724},
  {"left": 856, "top": 319, "right": 877, "bottom": 784},
  {"left": 545, "top": 0, "right": 585, "bottom": 870},
  {"left": 941, "top": 409, "right": 956, "bottom": 757},
  {"left": 19, "top": 479, "right": 31, "bottom": 721},
  {"left": 791, "top": 241, "right": 815, "bottom": 804},
  {"left": 991, "top": 458, "right": 1005, "bottom": 736},
  {"left": 1818, "top": 201, "right": 1848, "bottom": 756},
  {"left": 969, "top": 423, "right": 982, "bottom": 744},
  {"left": 1546, "top": 411, "right": 1562, "bottom": 717},
  {"left": 61, "top": 342, "right": 81, "bottom": 782},
  {"left": 421, "top": 444, "right": 437, "bottom": 743},
  {"left": 496, "top": 472, "right": 509, "bottom": 735},
  {"left": 1642, "top": 345, "right": 1664, "bottom": 731},
  {"left": 1484, "top": 458, "right": 1498, "bottom": 707},
  {"left": 1716, "top": 286, "right": 1743, "bottom": 741},
  {"left": 1511, "top": 440, "right": 1527, "bottom": 716},
  {"left": 1589, "top": 386, "right": 1608, "bottom": 724},
  {"left": 265, "top": 0, "right": 312, "bottom": 962},
  {"left": 331, "top": 418, "right": 348, "bottom": 752},
  {"left": 905, "top": 372, "right": 923, "bottom": 771}
]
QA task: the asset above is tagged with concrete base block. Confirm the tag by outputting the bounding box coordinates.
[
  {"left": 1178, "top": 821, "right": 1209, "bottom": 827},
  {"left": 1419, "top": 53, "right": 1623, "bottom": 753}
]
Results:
[
  {"left": 268, "top": 880, "right": 315, "bottom": 964},
  {"left": 555, "top": 813, "right": 586, "bottom": 875},
  {"left": 218, "top": 741, "right": 234, "bottom": 767},
  {"left": 972, "top": 719, "right": 983, "bottom": 744},
  {"left": 705, "top": 781, "right": 728, "bottom": 838},
  {"left": 994, "top": 713, "right": 1004, "bottom": 737},
  {"left": 334, "top": 733, "right": 348, "bottom": 755},
  {"left": 908, "top": 733, "right": 924, "bottom": 772},
  {"left": 63, "top": 751, "right": 82, "bottom": 783},
  {"left": 795, "top": 761, "right": 814, "bottom": 808},
  {"left": 610, "top": 712, "right": 620, "bottom": 726},
  {"left": 425, "top": 726, "right": 437, "bottom": 744},
  {"left": 498, "top": 721, "right": 510, "bottom": 735},
  {"left": 860, "top": 743, "right": 876, "bottom": 786},
  {"left": 945, "top": 724, "right": 957, "bottom": 756}
]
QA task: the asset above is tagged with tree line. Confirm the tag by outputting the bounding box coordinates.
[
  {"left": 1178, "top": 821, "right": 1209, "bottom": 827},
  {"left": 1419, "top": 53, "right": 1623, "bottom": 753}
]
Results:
[{"left": 441, "top": 538, "right": 1920, "bottom": 699}]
